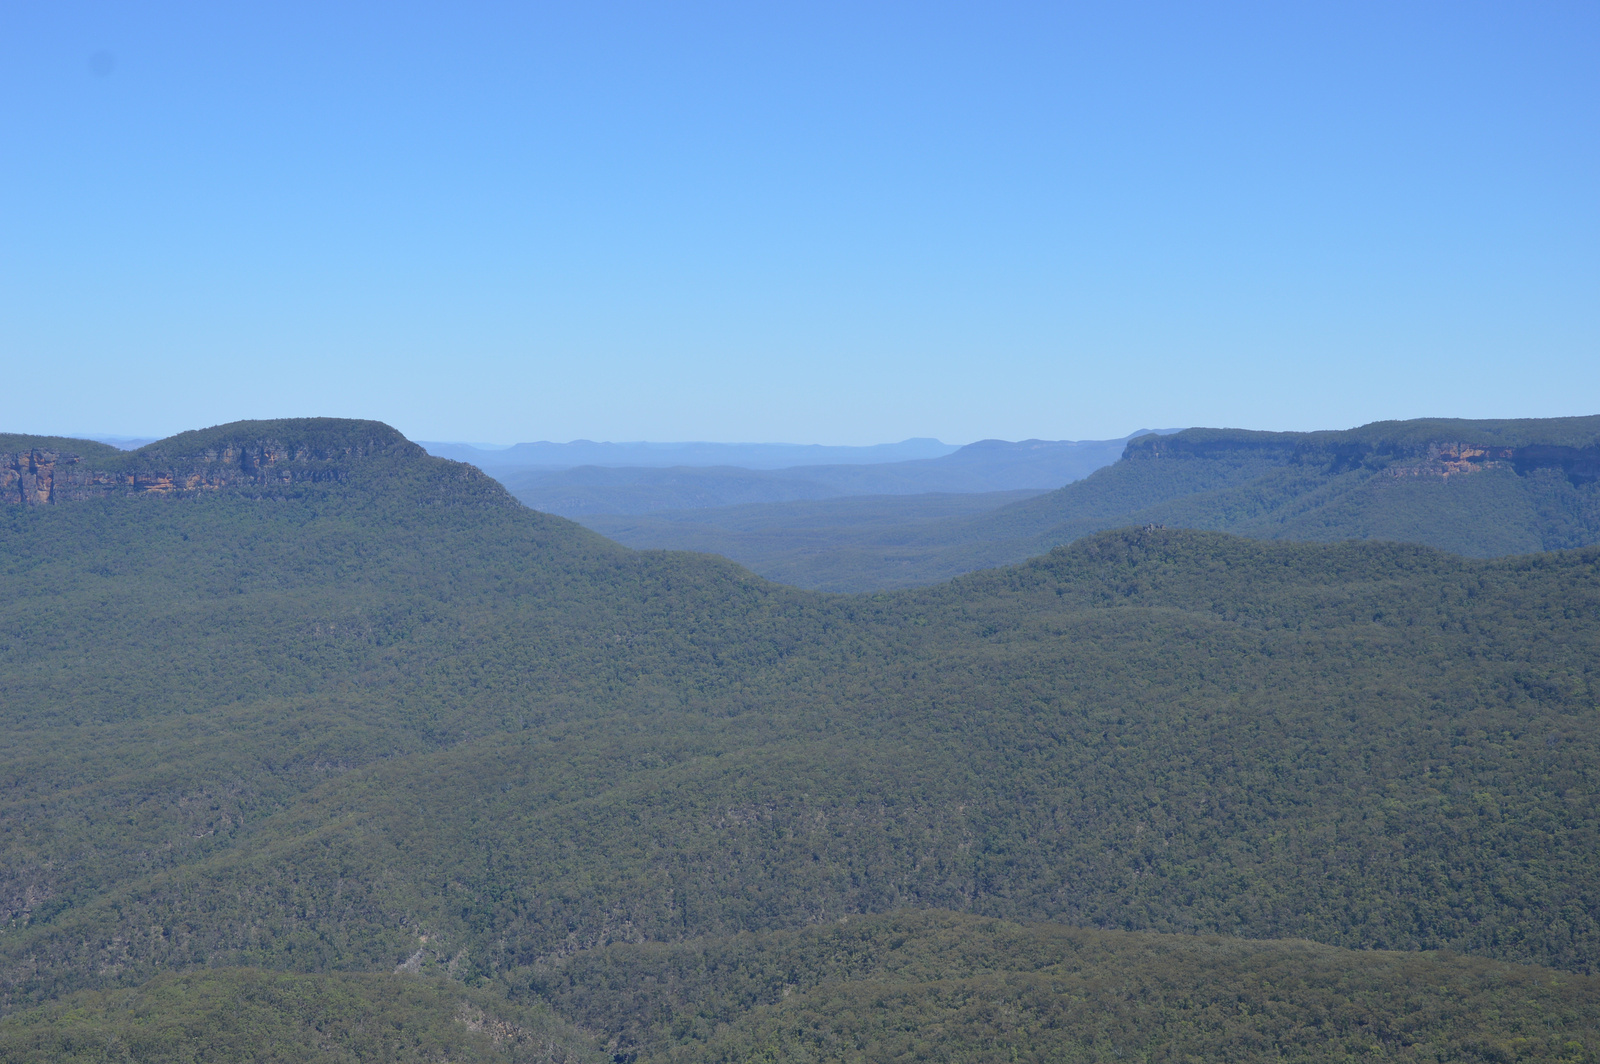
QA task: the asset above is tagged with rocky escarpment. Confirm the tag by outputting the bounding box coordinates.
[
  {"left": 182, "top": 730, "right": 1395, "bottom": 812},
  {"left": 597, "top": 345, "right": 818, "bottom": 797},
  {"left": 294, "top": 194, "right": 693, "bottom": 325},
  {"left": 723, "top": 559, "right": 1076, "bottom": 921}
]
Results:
[
  {"left": 1125, "top": 417, "right": 1600, "bottom": 486},
  {"left": 2, "top": 419, "right": 423, "bottom": 506},
  {"left": 1, "top": 449, "right": 71, "bottom": 506}
]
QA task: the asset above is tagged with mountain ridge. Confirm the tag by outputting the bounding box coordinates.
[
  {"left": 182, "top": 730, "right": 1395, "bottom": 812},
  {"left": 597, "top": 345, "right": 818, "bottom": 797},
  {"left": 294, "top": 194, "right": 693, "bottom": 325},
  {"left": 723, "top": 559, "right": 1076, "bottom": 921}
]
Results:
[
  {"left": 585, "top": 415, "right": 1600, "bottom": 589},
  {"left": 3, "top": 416, "right": 1599, "bottom": 1060},
  {"left": 420, "top": 437, "right": 960, "bottom": 471},
  {"left": 494, "top": 434, "right": 1171, "bottom": 519},
  {"left": 1, "top": 419, "right": 432, "bottom": 506}
]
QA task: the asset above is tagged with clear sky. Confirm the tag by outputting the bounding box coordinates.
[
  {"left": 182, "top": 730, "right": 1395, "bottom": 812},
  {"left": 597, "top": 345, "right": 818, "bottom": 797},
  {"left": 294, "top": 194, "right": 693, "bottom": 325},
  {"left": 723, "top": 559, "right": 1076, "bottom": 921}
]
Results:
[{"left": 3, "top": 2, "right": 1596, "bottom": 445}]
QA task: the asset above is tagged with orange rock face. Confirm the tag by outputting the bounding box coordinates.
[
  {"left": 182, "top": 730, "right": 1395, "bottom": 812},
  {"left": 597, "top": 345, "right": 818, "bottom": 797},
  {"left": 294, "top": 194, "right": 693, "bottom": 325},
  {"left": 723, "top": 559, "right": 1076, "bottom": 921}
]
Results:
[
  {"left": 1, "top": 436, "right": 377, "bottom": 505},
  {"left": 1384, "top": 442, "right": 1519, "bottom": 478}
]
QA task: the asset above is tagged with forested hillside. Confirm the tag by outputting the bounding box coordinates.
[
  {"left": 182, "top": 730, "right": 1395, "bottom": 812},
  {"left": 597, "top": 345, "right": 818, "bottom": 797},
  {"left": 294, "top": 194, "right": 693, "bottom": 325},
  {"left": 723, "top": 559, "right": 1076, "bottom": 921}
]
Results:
[
  {"left": 6, "top": 914, "right": 1599, "bottom": 1063},
  {"left": 588, "top": 416, "right": 1600, "bottom": 590},
  {"left": 544, "top": 911, "right": 1600, "bottom": 1064},
  {"left": 580, "top": 489, "right": 1044, "bottom": 587},
  {"left": 2, "top": 419, "right": 1598, "bottom": 1061},
  {"left": 0, "top": 970, "right": 602, "bottom": 1064}
]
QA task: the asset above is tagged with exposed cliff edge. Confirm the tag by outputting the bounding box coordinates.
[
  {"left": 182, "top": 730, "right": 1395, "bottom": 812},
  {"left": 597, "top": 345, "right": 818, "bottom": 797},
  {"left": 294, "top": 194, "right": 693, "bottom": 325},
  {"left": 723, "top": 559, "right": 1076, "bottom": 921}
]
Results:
[
  {"left": 1, "top": 419, "right": 425, "bottom": 506},
  {"left": 1123, "top": 415, "right": 1600, "bottom": 486},
  {"left": 677, "top": 413, "right": 1600, "bottom": 589}
]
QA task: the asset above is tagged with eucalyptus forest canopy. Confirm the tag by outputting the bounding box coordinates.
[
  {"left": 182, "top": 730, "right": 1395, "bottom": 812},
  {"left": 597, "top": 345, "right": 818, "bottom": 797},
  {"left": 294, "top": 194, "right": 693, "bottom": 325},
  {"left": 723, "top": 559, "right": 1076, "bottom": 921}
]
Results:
[{"left": 1, "top": 417, "right": 1598, "bottom": 1063}]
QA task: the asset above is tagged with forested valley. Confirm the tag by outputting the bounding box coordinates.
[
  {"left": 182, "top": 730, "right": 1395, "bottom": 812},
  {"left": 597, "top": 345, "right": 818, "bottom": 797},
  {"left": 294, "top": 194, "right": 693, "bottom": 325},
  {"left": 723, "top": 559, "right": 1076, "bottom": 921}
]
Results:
[
  {"left": 581, "top": 417, "right": 1600, "bottom": 591},
  {"left": 1, "top": 419, "right": 1598, "bottom": 1062}
]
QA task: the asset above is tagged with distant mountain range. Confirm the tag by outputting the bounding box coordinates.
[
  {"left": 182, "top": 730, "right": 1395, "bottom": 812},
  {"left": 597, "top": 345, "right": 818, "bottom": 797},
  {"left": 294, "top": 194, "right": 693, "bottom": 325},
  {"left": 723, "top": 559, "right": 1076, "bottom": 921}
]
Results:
[
  {"left": 90, "top": 435, "right": 159, "bottom": 450},
  {"left": 418, "top": 436, "right": 959, "bottom": 470},
  {"left": 584, "top": 416, "right": 1600, "bottom": 590},
  {"left": 489, "top": 434, "right": 1167, "bottom": 516}
]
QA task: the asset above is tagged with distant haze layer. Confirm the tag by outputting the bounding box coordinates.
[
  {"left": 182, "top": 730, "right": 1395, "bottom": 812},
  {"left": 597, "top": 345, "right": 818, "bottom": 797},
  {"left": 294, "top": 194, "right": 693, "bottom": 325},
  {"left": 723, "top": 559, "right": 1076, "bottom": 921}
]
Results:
[{"left": 419, "top": 438, "right": 960, "bottom": 471}]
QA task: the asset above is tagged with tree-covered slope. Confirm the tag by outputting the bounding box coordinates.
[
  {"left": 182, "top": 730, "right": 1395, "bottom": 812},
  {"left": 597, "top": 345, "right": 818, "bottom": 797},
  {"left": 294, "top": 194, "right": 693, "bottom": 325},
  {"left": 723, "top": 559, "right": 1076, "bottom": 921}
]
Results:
[
  {"left": 581, "top": 416, "right": 1600, "bottom": 590},
  {"left": 3, "top": 921, "right": 1596, "bottom": 1064},
  {"left": 3, "top": 419, "right": 1599, "bottom": 1058},
  {"left": 0, "top": 969, "right": 602, "bottom": 1063},
  {"left": 544, "top": 910, "right": 1600, "bottom": 1064},
  {"left": 579, "top": 489, "right": 1044, "bottom": 590},
  {"left": 979, "top": 416, "right": 1600, "bottom": 559}
]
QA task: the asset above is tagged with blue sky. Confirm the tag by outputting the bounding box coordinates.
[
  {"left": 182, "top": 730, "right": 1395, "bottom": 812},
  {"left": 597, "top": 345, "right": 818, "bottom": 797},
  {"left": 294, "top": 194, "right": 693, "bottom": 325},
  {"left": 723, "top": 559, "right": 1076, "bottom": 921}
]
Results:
[{"left": 3, "top": 2, "right": 1596, "bottom": 444}]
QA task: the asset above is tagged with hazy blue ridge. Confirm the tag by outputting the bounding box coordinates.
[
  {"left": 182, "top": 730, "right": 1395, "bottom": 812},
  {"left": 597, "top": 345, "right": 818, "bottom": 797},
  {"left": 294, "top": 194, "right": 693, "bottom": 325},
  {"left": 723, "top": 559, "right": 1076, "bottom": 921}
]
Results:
[
  {"left": 418, "top": 437, "right": 959, "bottom": 471},
  {"left": 487, "top": 434, "right": 1166, "bottom": 517},
  {"left": 584, "top": 416, "right": 1600, "bottom": 590}
]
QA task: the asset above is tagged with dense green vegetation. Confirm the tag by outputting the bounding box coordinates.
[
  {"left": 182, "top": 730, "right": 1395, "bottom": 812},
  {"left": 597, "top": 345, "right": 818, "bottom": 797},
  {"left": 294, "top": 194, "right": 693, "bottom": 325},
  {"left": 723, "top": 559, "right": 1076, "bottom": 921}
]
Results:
[
  {"left": 0, "top": 969, "right": 601, "bottom": 1063},
  {"left": 7, "top": 919, "right": 1596, "bottom": 1064},
  {"left": 3, "top": 418, "right": 1599, "bottom": 1059},
  {"left": 580, "top": 489, "right": 1042, "bottom": 580},
  {"left": 587, "top": 416, "right": 1600, "bottom": 590},
  {"left": 546, "top": 910, "right": 1600, "bottom": 1063}
]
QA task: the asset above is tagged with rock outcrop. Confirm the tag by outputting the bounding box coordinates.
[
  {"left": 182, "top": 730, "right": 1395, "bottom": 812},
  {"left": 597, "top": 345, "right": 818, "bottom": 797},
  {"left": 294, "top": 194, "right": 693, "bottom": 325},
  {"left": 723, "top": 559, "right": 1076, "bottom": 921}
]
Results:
[
  {"left": 1, "top": 419, "right": 421, "bottom": 506},
  {"left": 1125, "top": 419, "right": 1600, "bottom": 486},
  {"left": 0, "top": 449, "right": 75, "bottom": 506}
]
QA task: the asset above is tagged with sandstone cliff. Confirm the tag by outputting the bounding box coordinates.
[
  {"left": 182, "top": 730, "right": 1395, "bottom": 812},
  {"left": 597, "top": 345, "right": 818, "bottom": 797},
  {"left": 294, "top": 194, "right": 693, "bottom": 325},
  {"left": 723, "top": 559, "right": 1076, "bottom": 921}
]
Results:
[
  {"left": 1124, "top": 416, "right": 1600, "bottom": 486},
  {"left": 1, "top": 418, "right": 422, "bottom": 506}
]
